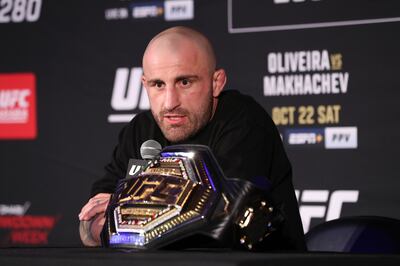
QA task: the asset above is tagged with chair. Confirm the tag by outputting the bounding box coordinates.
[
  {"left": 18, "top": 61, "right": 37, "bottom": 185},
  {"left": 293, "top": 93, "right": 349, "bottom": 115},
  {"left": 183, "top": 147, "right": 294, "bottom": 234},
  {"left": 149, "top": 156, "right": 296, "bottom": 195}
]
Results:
[{"left": 305, "top": 216, "right": 400, "bottom": 253}]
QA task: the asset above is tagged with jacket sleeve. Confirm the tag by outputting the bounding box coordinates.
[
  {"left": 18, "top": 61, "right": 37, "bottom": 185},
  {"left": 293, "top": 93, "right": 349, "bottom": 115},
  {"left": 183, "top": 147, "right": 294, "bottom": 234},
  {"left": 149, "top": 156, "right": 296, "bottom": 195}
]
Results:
[{"left": 90, "top": 122, "right": 137, "bottom": 197}]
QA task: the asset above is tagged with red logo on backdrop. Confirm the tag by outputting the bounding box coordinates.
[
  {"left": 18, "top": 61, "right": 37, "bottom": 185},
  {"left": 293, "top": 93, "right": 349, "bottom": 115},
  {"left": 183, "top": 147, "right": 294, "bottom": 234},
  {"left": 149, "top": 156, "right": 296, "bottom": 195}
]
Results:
[
  {"left": 0, "top": 215, "right": 60, "bottom": 245},
  {"left": 0, "top": 202, "right": 60, "bottom": 246},
  {"left": 0, "top": 73, "right": 37, "bottom": 139}
]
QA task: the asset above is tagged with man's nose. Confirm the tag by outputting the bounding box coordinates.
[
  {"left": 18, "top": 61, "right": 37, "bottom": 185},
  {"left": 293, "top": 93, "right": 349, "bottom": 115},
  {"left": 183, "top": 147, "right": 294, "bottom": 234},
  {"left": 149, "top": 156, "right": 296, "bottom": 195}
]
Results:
[{"left": 164, "top": 86, "right": 180, "bottom": 111}]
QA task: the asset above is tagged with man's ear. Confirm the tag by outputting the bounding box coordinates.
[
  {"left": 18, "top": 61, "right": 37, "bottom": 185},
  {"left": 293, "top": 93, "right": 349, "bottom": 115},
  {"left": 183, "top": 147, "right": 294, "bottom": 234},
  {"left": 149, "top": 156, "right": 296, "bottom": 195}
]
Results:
[
  {"left": 142, "top": 75, "right": 151, "bottom": 96},
  {"left": 212, "top": 69, "right": 227, "bottom": 97},
  {"left": 141, "top": 75, "right": 147, "bottom": 89}
]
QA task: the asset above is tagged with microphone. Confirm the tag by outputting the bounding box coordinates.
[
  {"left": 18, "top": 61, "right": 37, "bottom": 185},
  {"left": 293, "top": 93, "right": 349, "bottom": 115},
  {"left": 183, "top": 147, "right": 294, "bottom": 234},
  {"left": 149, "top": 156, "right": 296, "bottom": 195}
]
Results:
[
  {"left": 123, "top": 140, "right": 162, "bottom": 180},
  {"left": 140, "top": 139, "right": 162, "bottom": 160}
]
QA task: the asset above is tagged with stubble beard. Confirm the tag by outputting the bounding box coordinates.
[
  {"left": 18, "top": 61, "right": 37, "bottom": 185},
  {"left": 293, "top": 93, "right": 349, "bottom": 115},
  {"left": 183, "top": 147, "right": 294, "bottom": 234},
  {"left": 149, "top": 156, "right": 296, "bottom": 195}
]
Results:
[{"left": 153, "top": 95, "right": 214, "bottom": 143}]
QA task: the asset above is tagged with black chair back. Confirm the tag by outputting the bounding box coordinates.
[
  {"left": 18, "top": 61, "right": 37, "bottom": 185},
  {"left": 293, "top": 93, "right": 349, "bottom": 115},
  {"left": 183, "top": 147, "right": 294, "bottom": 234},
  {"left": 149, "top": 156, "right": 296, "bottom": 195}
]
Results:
[{"left": 305, "top": 216, "right": 400, "bottom": 253}]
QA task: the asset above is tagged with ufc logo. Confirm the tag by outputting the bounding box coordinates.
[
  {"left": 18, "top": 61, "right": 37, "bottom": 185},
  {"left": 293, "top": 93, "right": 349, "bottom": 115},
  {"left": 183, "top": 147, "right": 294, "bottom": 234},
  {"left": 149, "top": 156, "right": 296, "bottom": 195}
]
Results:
[
  {"left": 129, "top": 165, "right": 142, "bottom": 176},
  {"left": 295, "top": 189, "right": 359, "bottom": 233},
  {"left": 111, "top": 68, "right": 149, "bottom": 111},
  {"left": 126, "top": 175, "right": 192, "bottom": 206},
  {"left": 108, "top": 68, "right": 150, "bottom": 123}
]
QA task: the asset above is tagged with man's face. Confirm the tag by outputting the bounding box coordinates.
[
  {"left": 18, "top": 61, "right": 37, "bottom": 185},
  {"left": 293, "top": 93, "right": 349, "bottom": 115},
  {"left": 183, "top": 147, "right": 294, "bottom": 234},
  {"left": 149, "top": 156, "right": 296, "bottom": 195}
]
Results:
[{"left": 142, "top": 46, "right": 216, "bottom": 143}]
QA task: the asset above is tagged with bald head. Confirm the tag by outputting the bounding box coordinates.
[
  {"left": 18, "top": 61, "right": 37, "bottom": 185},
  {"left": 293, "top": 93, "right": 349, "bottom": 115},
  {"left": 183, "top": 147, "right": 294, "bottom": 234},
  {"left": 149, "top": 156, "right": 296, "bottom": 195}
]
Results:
[
  {"left": 142, "top": 26, "right": 216, "bottom": 75},
  {"left": 141, "top": 27, "right": 226, "bottom": 143}
]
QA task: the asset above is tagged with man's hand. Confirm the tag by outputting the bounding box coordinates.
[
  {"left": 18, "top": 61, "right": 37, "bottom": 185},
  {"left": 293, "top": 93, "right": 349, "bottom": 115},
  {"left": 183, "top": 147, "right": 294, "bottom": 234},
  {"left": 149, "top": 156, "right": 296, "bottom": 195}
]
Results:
[
  {"left": 79, "top": 193, "right": 111, "bottom": 221},
  {"left": 78, "top": 193, "right": 111, "bottom": 246}
]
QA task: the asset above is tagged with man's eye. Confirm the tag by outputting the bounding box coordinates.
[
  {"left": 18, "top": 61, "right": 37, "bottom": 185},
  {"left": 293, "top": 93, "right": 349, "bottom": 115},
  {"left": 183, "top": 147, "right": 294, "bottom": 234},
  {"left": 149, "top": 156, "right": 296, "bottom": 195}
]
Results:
[
  {"left": 154, "top": 82, "right": 163, "bottom": 88},
  {"left": 180, "top": 79, "right": 191, "bottom": 86}
]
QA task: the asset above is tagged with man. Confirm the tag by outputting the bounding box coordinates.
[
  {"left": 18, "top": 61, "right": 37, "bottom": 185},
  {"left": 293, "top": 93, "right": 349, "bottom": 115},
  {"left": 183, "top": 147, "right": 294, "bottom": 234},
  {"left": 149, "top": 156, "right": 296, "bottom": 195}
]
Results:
[{"left": 79, "top": 26, "right": 306, "bottom": 250}]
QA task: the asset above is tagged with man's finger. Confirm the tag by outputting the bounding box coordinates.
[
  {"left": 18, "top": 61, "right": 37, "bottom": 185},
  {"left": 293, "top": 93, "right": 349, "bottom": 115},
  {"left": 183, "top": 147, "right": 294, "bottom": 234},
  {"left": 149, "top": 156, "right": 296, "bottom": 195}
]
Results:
[
  {"left": 79, "top": 194, "right": 111, "bottom": 220},
  {"left": 79, "top": 193, "right": 111, "bottom": 214},
  {"left": 79, "top": 201, "right": 108, "bottom": 221}
]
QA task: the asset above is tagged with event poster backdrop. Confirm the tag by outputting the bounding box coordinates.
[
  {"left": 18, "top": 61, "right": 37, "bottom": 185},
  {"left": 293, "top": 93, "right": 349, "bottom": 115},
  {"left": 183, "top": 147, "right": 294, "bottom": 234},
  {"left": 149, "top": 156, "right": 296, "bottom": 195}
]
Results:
[{"left": 1, "top": 0, "right": 400, "bottom": 246}]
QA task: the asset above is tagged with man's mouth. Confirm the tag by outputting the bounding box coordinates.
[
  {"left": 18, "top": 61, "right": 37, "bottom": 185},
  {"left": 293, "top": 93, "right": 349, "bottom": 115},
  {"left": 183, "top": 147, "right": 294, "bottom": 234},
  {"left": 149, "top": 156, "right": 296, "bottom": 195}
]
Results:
[{"left": 163, "top": 114, "right": 186, "bottom": 125}]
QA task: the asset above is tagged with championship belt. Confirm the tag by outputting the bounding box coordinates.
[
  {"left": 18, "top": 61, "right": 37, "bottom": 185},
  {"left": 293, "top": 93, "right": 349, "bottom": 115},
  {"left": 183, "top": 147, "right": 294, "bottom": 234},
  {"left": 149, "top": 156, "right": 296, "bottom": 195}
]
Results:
[{"left": 101, "top": 145, "right": 283, "bottom": 250}]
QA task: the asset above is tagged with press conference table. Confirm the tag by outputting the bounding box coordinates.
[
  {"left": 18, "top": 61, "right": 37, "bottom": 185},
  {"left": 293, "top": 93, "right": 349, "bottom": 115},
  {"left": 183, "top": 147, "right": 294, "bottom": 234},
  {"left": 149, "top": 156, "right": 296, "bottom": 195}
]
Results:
[{"left": 0, "top": 248, "right": 399, "bottom": 266}]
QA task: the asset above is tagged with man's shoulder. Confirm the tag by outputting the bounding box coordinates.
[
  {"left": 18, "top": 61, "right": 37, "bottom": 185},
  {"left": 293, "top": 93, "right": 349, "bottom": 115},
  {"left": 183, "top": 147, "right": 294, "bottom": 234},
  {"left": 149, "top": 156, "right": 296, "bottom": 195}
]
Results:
[
  {"left": 219, "top": 90, "right": 266, "bottom": 113},
  {"left": 120, "top": 110, "right": 155, "bottom": 137},
  {"left": 127, "top": 110, "right": 154, "bottom": 126},
  {"left": 123, "top": 110, "right": 166, "bottom": 146},
  {"left": 217, "top": 90, "right": 272, "bottom": 127}
]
